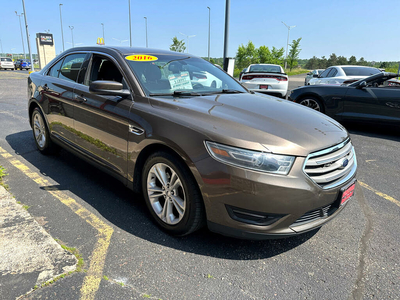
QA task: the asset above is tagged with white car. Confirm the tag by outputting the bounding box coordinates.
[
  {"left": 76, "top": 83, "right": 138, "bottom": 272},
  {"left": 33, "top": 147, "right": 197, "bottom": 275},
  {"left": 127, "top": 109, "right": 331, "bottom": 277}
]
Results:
[
  {"left": 309, "top": 65, "right": 381, "bottom": 85},
  {"left": 240, "top": 64, "right": 288, "bottom": 98},
  {"left": 0, "top": 57, "right": 15, "bottom": 70}
]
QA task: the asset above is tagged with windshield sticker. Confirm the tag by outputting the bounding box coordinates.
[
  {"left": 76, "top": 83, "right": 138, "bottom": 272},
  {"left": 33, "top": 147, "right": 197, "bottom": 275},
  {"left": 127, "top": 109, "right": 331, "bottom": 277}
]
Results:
[
  {"left": 125, "top": 55, "right": 158, "bottom": 62},
  {"left": 168, "top": 72, "right": 192, "bottom": 90}
]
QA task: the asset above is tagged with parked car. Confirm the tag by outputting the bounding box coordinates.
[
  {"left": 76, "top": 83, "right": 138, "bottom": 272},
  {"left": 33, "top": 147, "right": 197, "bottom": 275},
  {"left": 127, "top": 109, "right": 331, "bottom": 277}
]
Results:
[
  {"left": 28, "top": 46, "right": 357, "bottom": 239},
  {"left": 289, "top": 72, "right": 400, "bottom": 125},
  {"left": 15, "top": 59, "right": 31, "bottom": 70},
  {"left": 305, "top": 69, "right": 324, "bottom": 85},
  {"left": 239, "top": 64, "right": 289, "bottom": 98},
  {"left": 308, "top": 65, "right": 381, "bottom": 86},
  {"left": 0, "top": 57, "right": 15, "bottom": 70}
]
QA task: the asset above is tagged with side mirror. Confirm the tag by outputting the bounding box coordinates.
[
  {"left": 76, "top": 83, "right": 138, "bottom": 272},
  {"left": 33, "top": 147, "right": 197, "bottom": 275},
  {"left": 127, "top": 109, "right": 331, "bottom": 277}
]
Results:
[
  {"left": 313, "top": 74, "right": 319, "bottom": 78},
  {"left": 356, "top": 81, "right": 367, "bottom": 89},
  {"left": 307, "top": 72, "right": 311, "bottom": 75},
  {"left": 89, "top": 80, "right": 130, "bottom": 96}
]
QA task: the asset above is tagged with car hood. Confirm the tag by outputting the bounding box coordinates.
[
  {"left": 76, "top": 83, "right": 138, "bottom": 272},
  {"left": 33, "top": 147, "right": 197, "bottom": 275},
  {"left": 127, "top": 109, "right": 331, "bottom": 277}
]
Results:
[{"left": 150, "top": 93, "right": 348, "bottom": 157}]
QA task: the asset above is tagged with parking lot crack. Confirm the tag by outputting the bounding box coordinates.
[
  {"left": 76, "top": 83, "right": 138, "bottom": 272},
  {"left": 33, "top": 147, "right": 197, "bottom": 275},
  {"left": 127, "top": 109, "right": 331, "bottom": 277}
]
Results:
[{"left": 350, "top": 184, "right": 374, "bottom": 300}]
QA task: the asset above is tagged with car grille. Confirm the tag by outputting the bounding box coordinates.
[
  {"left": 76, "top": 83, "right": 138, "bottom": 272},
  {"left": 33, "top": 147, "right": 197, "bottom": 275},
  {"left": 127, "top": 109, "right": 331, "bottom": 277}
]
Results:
[
  {"left": 303, "top": 139, "right": 357, "bottom": 189},
  {"left": 291, "top": 204, "right": 336, "bottom": 227}
]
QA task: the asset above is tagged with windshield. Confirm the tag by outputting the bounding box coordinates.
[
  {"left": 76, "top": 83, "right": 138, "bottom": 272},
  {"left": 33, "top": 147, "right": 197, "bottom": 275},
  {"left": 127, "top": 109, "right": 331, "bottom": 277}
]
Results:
[
  {"left": 125, "top": 54, "right": 247, "bottom": 96},
  {"left": 342, "top": 67, "right": 381, "bottom": 76},
  {"left": 249, "top": 64, "right": 282, "bottom": 73}
]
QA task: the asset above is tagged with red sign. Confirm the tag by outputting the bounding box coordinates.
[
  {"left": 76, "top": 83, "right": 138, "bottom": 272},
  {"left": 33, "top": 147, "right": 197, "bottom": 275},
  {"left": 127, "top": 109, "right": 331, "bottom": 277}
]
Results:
[{"left": 341, "top": 183, "right": 355, "bottom": 205}]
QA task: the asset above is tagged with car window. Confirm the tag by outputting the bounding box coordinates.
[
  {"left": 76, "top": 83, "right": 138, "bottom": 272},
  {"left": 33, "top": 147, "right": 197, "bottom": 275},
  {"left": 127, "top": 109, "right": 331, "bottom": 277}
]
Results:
[
  {"left": 88, "top": 54, "right": 128, "bottom": 88},
  {"left": 59, "top": 53, "right": 87, "bottom": 83},
  {"left": 249, "top": 65, "right": 281, "bottom": 73},
  {"left": 342, "top": 67, "right": 380, "bottom": 76},
  {"left": 327, "top": 69, "right": 338, "bottom": 78},
  {"left": 319, "top": 68, "right": 331, "bottom": 78},
  {"left": 48, "top": 59, "right": 64, "bottom": 78},
  {"left": 1, "top": 58, "right": 13, "bottom": 62},
  {"left": 125, "top": 54, "right": 246, "bottom": 95}
]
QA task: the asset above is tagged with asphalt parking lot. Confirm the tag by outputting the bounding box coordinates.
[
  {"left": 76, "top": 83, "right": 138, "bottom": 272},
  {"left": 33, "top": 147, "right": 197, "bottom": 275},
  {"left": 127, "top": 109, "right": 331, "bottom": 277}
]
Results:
[{"left": 0, "top": 70, "right": 399, "bottom": 300}]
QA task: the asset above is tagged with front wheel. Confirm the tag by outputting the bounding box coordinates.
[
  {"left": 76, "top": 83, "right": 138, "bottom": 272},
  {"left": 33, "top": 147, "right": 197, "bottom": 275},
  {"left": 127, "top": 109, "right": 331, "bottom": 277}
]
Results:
[
  {"left": 298, "top": 96, "right": 324, "bottom": 113},
  {"left": 142, "top": 151, "right": 205, "bottom": 236}
]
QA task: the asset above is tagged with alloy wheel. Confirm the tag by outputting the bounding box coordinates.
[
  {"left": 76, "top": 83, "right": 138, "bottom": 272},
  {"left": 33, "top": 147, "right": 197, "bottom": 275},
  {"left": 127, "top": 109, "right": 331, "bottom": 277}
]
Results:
[
  {"left": 33, "top": 112, "right": 46, "bottom": 148},
  {"left": 299, "top": 98, "right": 321, "bottom": 111}
]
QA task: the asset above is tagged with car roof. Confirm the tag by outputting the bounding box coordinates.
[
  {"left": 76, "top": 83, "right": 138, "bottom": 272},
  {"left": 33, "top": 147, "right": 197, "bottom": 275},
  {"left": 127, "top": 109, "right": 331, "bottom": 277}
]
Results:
[{"left": 64, "top": 46, "right": 194, "bottom": 57}]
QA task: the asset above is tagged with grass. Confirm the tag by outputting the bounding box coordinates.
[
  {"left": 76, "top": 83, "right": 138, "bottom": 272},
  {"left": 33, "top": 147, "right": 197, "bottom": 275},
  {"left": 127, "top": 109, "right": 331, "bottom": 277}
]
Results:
[
  {"left": 284, "top": 68, "right": 309, "bottom": 76},
  {"left": 0, "top": 166, "right": 8, "bottom": 190}
]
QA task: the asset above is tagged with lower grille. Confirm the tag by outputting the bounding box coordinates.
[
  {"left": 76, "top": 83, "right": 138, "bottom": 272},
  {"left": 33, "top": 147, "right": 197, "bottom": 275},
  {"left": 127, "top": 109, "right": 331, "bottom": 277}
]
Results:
[{"left": 291, "top": 204, "right": 337, "bottom": 227}]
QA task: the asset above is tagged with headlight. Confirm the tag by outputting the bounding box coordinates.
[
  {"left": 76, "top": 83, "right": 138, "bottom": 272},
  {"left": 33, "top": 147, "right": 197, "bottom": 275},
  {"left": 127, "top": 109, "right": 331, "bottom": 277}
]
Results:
[{"left": 205, "top": 141, "right": 295, "bottom": 175}]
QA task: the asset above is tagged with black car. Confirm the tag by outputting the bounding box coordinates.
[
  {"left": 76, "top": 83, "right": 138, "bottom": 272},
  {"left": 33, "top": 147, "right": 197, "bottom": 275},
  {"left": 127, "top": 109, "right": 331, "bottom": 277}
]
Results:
[{"left": 289, "top": 72, "right": 400, "bottom": 125}]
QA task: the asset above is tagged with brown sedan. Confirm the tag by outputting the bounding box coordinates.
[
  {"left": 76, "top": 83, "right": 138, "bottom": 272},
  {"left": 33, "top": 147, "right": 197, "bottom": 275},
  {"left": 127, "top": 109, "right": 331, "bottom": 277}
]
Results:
[{"left": 28, "top": 47, "right": 357, "bottom": 239}]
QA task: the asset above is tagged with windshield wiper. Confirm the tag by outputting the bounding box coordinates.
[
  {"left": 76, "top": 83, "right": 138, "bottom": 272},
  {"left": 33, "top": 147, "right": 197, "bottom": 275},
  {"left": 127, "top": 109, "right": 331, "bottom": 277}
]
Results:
[
  {"left": 149, "top": 91, "right": 201, "bottom": 97},
  {"left": 220, "top": 89, "right": 245, "bottom": 94}
]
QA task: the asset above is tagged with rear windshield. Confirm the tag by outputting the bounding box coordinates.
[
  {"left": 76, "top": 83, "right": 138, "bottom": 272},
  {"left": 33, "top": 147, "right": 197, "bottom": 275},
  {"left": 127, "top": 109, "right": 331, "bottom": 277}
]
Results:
[
  {"left": 342, "top": 67, "right": 381, "bottom": 76},
  {"left": 1, "top": 58, "right": 12, "bottom": 62},
  {"left": 249, "top": 65, "right": 282, "bottom": 73}
]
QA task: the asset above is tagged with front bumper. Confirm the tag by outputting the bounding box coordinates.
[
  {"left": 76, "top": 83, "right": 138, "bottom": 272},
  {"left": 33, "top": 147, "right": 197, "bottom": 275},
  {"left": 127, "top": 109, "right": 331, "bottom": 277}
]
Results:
[{"left": 196, "top": 155, "right": 357, "bottom": 239}]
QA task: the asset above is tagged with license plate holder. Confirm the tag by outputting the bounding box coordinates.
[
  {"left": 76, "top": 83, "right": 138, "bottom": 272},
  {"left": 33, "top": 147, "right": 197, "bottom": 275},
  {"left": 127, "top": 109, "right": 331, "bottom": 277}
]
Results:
[
  {"left": 259, "top": 85, "right": 268, "bottom": 89},
  {"left": 340, "top": 180, "right": 356, "bottom": 205}
]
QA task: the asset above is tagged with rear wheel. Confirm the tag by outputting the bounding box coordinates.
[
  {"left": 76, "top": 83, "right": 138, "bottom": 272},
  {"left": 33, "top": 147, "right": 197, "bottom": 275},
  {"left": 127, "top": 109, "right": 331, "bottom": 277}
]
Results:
[
  {"left": 31, "top": 108, "right": 58, "bottom": 154},
  {"left": 142, "top": 151, "right": 205, "bottom": 236},
  {"left": 298, "top": 96, "right": 324, "bottom": 112}
]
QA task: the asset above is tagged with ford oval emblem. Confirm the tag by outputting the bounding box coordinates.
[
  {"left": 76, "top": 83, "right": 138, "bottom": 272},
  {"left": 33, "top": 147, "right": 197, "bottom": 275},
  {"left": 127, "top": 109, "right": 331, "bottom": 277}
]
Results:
[{"left": 342, "top": 158, "right": 349, "bottom": 168}]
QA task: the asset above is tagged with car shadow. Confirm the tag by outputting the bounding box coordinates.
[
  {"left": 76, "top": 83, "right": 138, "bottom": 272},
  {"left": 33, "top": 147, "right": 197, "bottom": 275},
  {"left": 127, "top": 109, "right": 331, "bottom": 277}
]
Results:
[
  {"left": 6, "top": 130, "right": 318, "bottom": 260},
  {"left": 344, "top": 122, "right": 400, "bottom": 141}
]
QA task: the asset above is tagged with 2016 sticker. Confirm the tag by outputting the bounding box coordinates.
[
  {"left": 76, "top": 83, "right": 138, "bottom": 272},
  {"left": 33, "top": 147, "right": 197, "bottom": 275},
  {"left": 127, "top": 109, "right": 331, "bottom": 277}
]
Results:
[{"left": 125, "top": 55, "right": 158, "bottom": 62}]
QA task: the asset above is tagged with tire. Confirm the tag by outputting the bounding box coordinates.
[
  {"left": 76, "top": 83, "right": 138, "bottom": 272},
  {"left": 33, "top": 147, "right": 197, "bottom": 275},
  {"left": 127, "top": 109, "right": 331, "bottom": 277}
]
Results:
[
  {"left": 31, "top": 107, "right": 58, "bottom": 154},
  {"left": 142, "top": 151, "right": 205, "bottom": 236},
  {"left": 298, "top": 96, "right": 324, "bottom": 113}
]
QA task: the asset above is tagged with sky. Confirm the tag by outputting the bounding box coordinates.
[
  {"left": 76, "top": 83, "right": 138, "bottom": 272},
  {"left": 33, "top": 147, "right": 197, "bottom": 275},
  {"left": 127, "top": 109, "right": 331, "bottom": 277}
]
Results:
[{"left": 1, "top": 0, "right": 399, "bottom": 62}]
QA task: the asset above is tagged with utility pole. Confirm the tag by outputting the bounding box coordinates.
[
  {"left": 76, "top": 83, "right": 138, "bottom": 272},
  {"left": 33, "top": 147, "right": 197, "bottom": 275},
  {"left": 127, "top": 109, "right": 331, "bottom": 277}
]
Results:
[
  {"left": 144, "top": 17, "right": 148, "bottom": 47},
  {"left": 101, "top": 23, "right": 105, "bottom": 44},
  {"left": 15, "top": 11, "right": 26, "bottom": 59},
  {"left": 128, "top": 0, "right": 132, "bottom": 47},
  {"left": 179, "top": 32, "right": 195, "bottom": 54},
  {"left": 59, "top": 4, "right": 65, "bottom": 52},
  {"left": 223, "top": 0, "right": 230, "bottom": 71},
  {"left": 207, "top": 7, "right": 211, "bottom": 61},
  {"left": 282, "top": 21, "right": 296, "bottom": 70},
  {"left": 21, "top": 0, "right": 34, "bottom": 71},
  {"left": 69, "top": 26, "right": 74, "bottom": 48}
]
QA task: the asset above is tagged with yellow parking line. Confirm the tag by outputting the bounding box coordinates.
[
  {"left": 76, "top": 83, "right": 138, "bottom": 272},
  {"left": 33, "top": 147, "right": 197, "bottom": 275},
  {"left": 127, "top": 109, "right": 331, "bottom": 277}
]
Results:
[
  {"left": 0, "top": 146, "right": 113, "bottom": 300},
  {"left": 359, "top": 181, "right": 400, "bottom": 208}
]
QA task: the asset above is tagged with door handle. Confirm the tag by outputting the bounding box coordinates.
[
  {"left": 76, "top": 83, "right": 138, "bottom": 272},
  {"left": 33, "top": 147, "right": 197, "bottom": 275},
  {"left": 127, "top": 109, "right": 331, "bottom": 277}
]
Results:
[{"left": 75, "top": 95, "right": 87, "bottom": 103}]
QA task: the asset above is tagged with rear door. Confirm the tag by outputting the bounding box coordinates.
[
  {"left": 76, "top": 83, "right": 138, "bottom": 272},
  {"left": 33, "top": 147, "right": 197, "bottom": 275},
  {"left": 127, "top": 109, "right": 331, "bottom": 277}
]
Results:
[{"left": 40, "top": 53, "right": 87, "bottom": 145}]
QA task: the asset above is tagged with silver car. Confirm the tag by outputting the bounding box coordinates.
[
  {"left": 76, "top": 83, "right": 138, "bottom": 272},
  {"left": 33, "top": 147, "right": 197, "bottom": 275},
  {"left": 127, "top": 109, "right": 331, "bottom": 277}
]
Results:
[{"left": 305, "top": 69, "right": 324, "bottom": 85}]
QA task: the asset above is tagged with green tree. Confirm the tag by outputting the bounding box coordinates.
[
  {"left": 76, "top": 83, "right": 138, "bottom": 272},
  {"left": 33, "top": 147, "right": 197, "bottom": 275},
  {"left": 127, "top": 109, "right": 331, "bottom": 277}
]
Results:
[
  {"left": 305, "top": 56, "right": 319, "bottom": 69},
  {"left": 348, "top": 56, "right": 357, "bottom": 65},
  {"left": 270, "top": 47, "right": 285, "bottom": 66},
  {"left": 337, "top": 56, "right": 348, "bottom": 65},
  {"left": 287, "top": 38, "right": 302, "bottom": 70},
  {"left": 170, "top": 37, "right": 186, "bottom": 53},
  {"left": 357, "top": 57, "right": 367, "bottom": 66},
  {"left": 327, "top": 53, "right": 337, "bottom": 67},
  {"left": 236, "top": 41, "right": 259, "bottom": 69},
  {"left": 258, "top": 46, "right": 272, "bottom": 64}
]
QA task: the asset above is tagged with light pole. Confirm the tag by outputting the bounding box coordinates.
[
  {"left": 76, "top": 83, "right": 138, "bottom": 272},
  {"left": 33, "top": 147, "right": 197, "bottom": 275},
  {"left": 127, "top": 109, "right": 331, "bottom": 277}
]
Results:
[
  {"left": 59, "top": 4, "right": 65, "bottom": 52},
  {"left": 22, "top": 0, "right": 34, "bottom": 71},
  {"left": 10, "top": 48, "right": 16, "bottom": 60},
  {"left": 282, "top": 21, "right": 296, "bottom": 70},
  {"left": 207, "top": 7, "right": 211, "bottom": 61},
  {"left": 112, "top": 38, "right": 129, "bottom": 45},
  {"left": 223, "top": 0, "right": 230, "bottom": 71},
  {"left": 15, "top": 11, "right": 26, "bottom": 59},
  {"left": 101, "top": 23, "right": 105, "bottom": 44},
  {"left": 69, "top": 26, "right": 74, "bottom": 48},
  {"left": 144, "top": 17, "right": 148, "bottom": 47},
  {"left": 128, "top": 0, "right": 132, "bottom": 47},
  {"left": 179, "top": 32, "right": 195, "bottom": 54}
]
